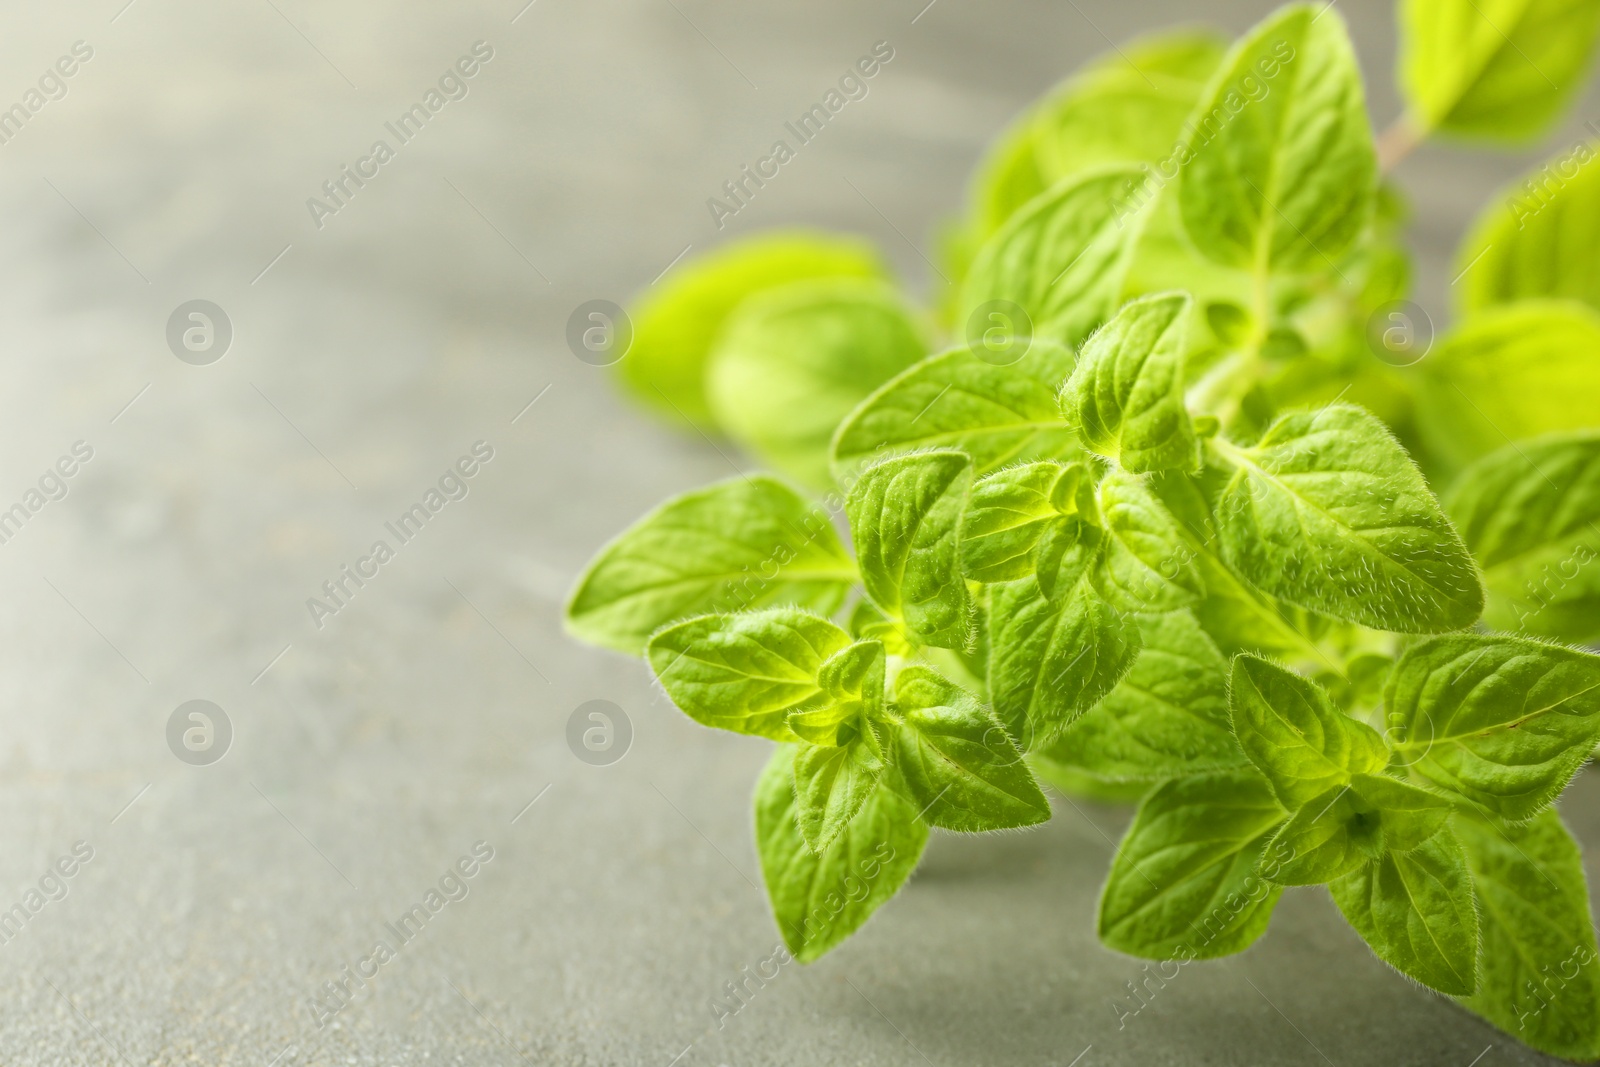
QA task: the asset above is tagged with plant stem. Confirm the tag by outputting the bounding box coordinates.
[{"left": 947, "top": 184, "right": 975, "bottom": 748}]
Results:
[
  {"left": 1377, "top": 114, "right": 1424, "bottom": 173},
  {"left": 1186, "top": 278, "right": 1270, "bottom": 426},
  {"left": 1185, "top": 350, "right": 1249, "bottom": 420}
]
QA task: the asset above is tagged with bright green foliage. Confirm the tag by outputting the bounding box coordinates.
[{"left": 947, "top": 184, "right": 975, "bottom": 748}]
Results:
[
  {"left": 889, "top": 666, "right": 1050, "bottom": 831},
  {"left": 830, "top": 341, "right": 1078, "bottom": 482},
  {"left": 1036, "top": 611, "right": 1244, "bottom": 782},
  {"left": 1456, "top": 141, "right": 1600, "bottom": 314},
  {"left": 1384, "top": 634, "right": 1600, "bottom": 820},
  {"left": 946, "top": 30, "right": 1226, "bottom": 275},
  {"left": 1228, "top": 655, "right": 1388, "bottom": 808},
  {"left": 755, "top": 746, "right": 927, "bottom": 962},
  {"left": 646, "top": 609, "right": 852, "bottom": 741},
  {"left": 791, "top": 640, "right": 886, "bottom": 746},
  {"left": 1030, "top": 32, "right": 1229, "bottom": 181},
  {"left": 1213, "top": 404, "right": 1484, "bottom": 632},
  {"left": 1448, "top": 431, "right": 1600, "bottom": 642},
  {"left": 1062, "top": 292, "right": 1198, "bottom": 472},
  {"left": 1034, "top": 510, "right": 1104, "bottom": 602},
  {"left": 1399, "top": 0, "right": 1600, "bottom": 143},
  {"left": 1178, "top": 5, "right": 1376, "bottom": 274},
  {"left": 1095, "top": 469, "right": 1205, "bottom": 612},
  {"left": 1147, "top": 470, "right": 1340, "bottom": 659},
  {"left": 943, "top": 30, "right": 1232, "bottom": 311},
  {"left": 959, "top": 167, "right": 1153, "bottom": 347},
  {"left": 846, "top": 451, "right": 974, "bottom": 650},
  {"left": 566, "top": 476, "right": 855, "bottom": 655},
  {"left": 793, "top": 731, "right": 886, "bottom": 853},
  {"left": 1264, "top": 774, "right": 1452, "bottom": 886},
  {"left": 957, "top": 461, "right": 1088, "bottom": 582},
  {"left": 959, "top": 116, "right": 1048, "bottom": 247},
  {"left": 846, "top": 598, "right": 917, "bottom": 657},
  {"left": 987, "top": 576, "right": 1140, "bottom": 750},
  {"left": 708, "top": 278, "right": 928, "bottom": 488},
  {"left": 568, "top": 4, "right": 1600, "bottom": 1057},
  {"left": 1456, "top": 809, "right": 1600, "bottom": 1060},
  {"left": 1329, "top": 827, "right": 1479, "bottom": 995},
  {"left": 1417, "top": 301, "right": 1600, "bottom": 471},
  {"left": 1098, "top": 769, "right": 1286, "bottom": 960},
  {"left": 617, "top": 232, "right": 884, "bottom": 428}
]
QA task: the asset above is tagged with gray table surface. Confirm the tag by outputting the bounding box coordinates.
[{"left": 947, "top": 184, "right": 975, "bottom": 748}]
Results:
[{"left": 0, "top": 0, "right": 1593, "bottom": 1063}]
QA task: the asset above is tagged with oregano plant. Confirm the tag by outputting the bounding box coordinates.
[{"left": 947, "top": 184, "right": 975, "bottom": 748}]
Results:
[{"left": 569, "top": 2, "right": 1600, "bottom": 1058}]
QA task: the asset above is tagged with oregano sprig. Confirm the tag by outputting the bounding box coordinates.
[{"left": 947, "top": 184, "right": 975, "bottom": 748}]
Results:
[{"left": 569, "top": 1, "right": 1600, "bottom": 1058}]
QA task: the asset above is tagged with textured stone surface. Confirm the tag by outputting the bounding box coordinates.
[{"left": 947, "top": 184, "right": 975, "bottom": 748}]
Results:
[{"left": 0, "top": 0, "right": 1592, "bottom": 1063}]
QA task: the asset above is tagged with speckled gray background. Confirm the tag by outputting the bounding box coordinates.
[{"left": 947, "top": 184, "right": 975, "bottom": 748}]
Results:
[{"left": 0, "top": 1, "right": 1594, "bottom": 1064}]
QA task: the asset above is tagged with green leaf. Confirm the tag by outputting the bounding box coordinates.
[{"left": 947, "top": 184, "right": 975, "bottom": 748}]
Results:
[
  {"left": 1148, "top": 470, "right": 1339, "bottom": 660},
  {"left": 1189, "top": 580, "right": 1331, "bottom": 661},
  {"left": 618, "top": 232, "right": 885, "bottom": 429},
  {"left": 1348, "top": 774, "right": 1457, "bottom": 850},
  {"left": 1094, "top": 469, "right": 1205, "bottom": 613},
  {"left": 1178, "top": 5, "right": 1376, "bottom": 275},
  {"left": 830, "top": 342, "right": 1079, "bottom": 483},
  {"left": 1417, "top": 301, "right": 1600, "bottom": 472},
  {"left": 1098, "top": 769, "right": 1286, "bottom": 960},
  {"left": 755, "top": 745, "right": 927, "bottom": 962},
  {"left": 1062, "top": 291, "right": 1199, "bottom": 473},
  {"left": 952, "top": 29, "right": 1225, "bottom": 265},
  {"left": 1214, "top": 404, "right": 1485, "bottom": 633},
  {"left": 1455, "top": 808, "right": 1600, "bottom": 1060},
  {"left": 819, "top": 640, "right": 886, "bottom": 721},
  {"left": 1206, "top": 301, "right": 1251, "bottom": 347},
  {"left": 789, "top": 641, "right": 887, "bottom": 746},
  {"left": 1448, "top": 431, "right": 1600, "bottom": 642},
  {"left": 960, "top": 166, "right": 1153, "bottom": 347},
  {"left": 1229, "top": 654, "right": 1388, "bottom": 809},
  {"left": 958, "top": 461, "right": 1085, "bottom": 583},
  {"left": 846, "top": 451, "right": 973, "bottom": 650},
  {"left": 567, "top": 476, "right": 856, "bottom": 655},
  {"left": 1385, "top": 634, "right": 1600, "bottom": 820},
  {"left": 1399, "top": 0, "right": 1600, "bottom": 143},
  {"left": 793, "top": 734, "right": 886, "bottom": 853},
  {"left": 706, "top": 278, "right": 928, "bottom": 488},
  {"left": 1027, "top": 759, "right": 1155, "bottom": 803},
  {"left": 1264, "top": 774, "right": 1453, "bottom": 886},
  {"left": 1035, "top": 515, "right": 1105, "bottom": 603},
  {"left": 889, "top": 666, "right": 1051, "bottom": 831},
  {"left": 1329, "top": 827, "right": 1479, "bottom": 996},
  {"left": 1124, "top": 189, "right": 1258, "bottom": 309},
  {"left": 1264, "top": 787, "right": 1376, "bottom": 886},
  {"left": 646, "top": 609, "right": 852, "bottom": 741},
  {"left": 1039, "top": 610, "right": 1245, "bottom": 782},
  {"left": 846, "top": 599, "right": 916, "bottom": 657},
  {"left": 1455, "top": 141, "right": 1600, "bottom": 315},
  {"left": 987, "top": 576, "right": 1141, "bottom": 750},
  {"left": 1031, "top": 31, "right": 1229, "bottom": 181},
  {"left": 966, "top": 114, "right": 1050, "bottom": 239}
]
